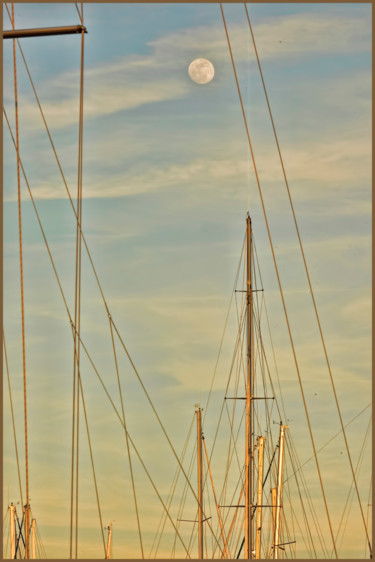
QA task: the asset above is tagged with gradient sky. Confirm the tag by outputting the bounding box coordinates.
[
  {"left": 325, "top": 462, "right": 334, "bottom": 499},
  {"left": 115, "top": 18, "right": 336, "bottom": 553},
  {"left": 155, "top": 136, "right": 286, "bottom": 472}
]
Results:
[{"left": 3, "top": 3, "right": 371, "bottom": 559}]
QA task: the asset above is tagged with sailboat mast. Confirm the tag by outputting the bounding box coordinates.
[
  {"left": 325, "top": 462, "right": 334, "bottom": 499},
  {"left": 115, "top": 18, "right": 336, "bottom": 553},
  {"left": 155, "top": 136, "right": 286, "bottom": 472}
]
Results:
[
  {"left": 11, "top": 3, "right": 30, "bottom": 557},
  {"left": 274, "top": 424, "right": 287, "bottom": 559},
  {"left": 196, "top": 405, "right": 204, "bottom": 559},
  {"left": 255, "top": 437, "right": 266, "bottom": 558},
  {"left": 245, "top": 214, "right": 253, "bottom": 559}
]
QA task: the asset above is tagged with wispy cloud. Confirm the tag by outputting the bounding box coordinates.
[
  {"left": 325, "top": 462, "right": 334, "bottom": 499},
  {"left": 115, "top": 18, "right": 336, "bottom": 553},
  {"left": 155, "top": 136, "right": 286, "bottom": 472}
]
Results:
[
  {"left": 18, "top": 77, "right": 188, "bottom": 130},
  {"left": 149, "top": 11, "right": 370, "bottom": 62},
  {"left": 16, "top": 132, "right": 370, "bottom": 211},
  {"left": 5, "top": 11, "right": 370, "bottom": 130}
]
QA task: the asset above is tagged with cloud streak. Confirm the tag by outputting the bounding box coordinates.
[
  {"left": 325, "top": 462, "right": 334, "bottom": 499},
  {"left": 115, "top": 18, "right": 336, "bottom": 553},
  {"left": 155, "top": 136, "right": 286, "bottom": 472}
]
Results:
[
  {"left": 12, "top": 132, "right": 369, "bottom": 212},
  {"left": 4, "top": 11, "right": 370, "bottom": 130},
  {"left": 149, "top": 11, "right": 370, "bottom": 62}
]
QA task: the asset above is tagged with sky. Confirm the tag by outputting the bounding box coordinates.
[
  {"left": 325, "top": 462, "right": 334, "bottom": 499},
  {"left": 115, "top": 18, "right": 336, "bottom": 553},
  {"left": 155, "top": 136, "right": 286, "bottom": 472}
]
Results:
[{"left": 3, "top": 2, "right": 372, "bottom": 559}]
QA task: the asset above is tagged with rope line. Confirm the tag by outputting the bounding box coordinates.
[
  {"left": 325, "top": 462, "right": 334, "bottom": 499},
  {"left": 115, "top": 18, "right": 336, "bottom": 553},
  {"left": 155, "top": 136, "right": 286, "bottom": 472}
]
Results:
[
  {"left": 108, "top": 317, "right": 144, "bottom": 558},
  {"left": 74, "top": 23, "right": 85, "bottom": 559},
  {"left": 3, "top": 332, "right": 24, "bottom": 508},
  {"left": 252, "top": 238, "right": 328, "bottom": 555},
  {"left": 126, "top": 434, "right": 192, "bottom": 558},
  {"left": 203, "top": 235, "right": 245, "bottom": 423},
  {"left": 76, "top": 369, "right": 106, "bottom": 555},
  {"left": 150, "top": 413, "right": 195, "bottom": 558},
  {"left": 202, "top": 437, "right": 229, "bottom": 558},
  {"left": 364, "top": 476, "right": 372, "bottom": 557},
  {"left": 284, "top": 402, "right": 372, "bottom": 485},
  {"left": 334, "top": 414, "right": 371, "bottom": 556},
  {"left": 74, "top": 3, "right": 83, "bottom": 24}
]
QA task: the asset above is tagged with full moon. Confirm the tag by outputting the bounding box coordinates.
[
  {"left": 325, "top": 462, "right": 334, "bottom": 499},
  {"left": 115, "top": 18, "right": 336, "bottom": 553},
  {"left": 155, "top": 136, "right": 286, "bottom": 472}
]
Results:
[{"left": 188, "top": 58, "right": 215, "bottom": 84}]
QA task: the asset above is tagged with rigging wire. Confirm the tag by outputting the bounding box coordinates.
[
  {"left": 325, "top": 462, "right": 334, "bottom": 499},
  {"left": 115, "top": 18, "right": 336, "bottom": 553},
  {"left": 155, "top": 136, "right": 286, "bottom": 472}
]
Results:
[
  {"left": 75, "top": 16, "right": 85, "bottom": 559},
  {"left": 203, "top": 235, "right": 246, "bottom": 423},
  {"left": 172, "top": 440, "right": 197, "bottom": 558},
  {"left": 253, "top": 237, "right": 287, "bottom": 425},
  {"left": 257, "top": 329, "right": 328, "bottom": 556},
  {"left": 202, "top": 436, "right": 229, "bottom": 558},
  {"left": 219, "top": 4, "right": 338, "bottom": 556},
  {"left": 70, "top": 17, "right": 85, "bottom": 559},
  {"left": 204, "top": 454, "right": 214, "bottom": 559},
  {"left": 74, "top": 3, "right": 83, "bottom": 24},
  {"left": 35, "top": 520, "right": 48, "bottom": 558},
  {"left": 283, "top": 402, "right": 372, "bottom": 484},
  {"left": 219, "top": 480, "right": 245, "bottom": 558},
  {"left": 221, "top": 297, "right": 248, "bottom": 509},
  {"left": 364, "top": 476, "right": 372, "bottom": 557},
  {"left": 151, "top": 413, "right": 195, "bottom": 558},
  {"left": 204, "top": 303, "right": 247, "bottom": 483},
  {"left": 334, "top": 413, "right": 371, "bottom": 556},
  {"left": 76, "top": 371, "right": 106, "bottom": 556},
  {"left": 254, "top": 245, "right": 330, "bottom": 557},
  {"left": 3, "top": 332, "right": 24, "bottom": 508},
  {"left": 126, "top": 434, "right": 192, "bottom": 558},
  {"left": 243, "top": 5, "right": 372, "bottom": 554},
  {"left": 214, "top": 310, "right": 247, "bottom": 504},
  {"left": 217, "top": 416, "right": 246, "bottom": 558},
  {"left": 108, "top": 317, "right": 144, "bottom": 558},
  {"left": 3, "top": 508, "right": 10, "bottom": 558},
  {"left": 252, "top": 238, "right": 328, "bottom": 556}
]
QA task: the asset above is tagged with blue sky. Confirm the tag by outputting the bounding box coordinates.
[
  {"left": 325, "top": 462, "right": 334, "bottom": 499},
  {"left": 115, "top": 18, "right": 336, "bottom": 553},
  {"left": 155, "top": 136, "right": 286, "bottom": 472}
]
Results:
[{"left": 3, "top": 2, "right": 372, "bottom": 558}]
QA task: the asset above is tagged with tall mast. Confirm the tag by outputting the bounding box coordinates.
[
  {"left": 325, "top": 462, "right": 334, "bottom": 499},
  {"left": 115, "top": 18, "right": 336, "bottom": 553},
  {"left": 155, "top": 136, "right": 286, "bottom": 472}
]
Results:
[
  {"left": 245, "top": 214, "right": 253, "bottom": 559},
  {"left": 255, "top": 436, "right": 266, "bottom": 559},
  {"left": 196, "top": 405, "right": 204, "bottom": 559},
  {"left": 274, "top": 424, "right": 288, "bottom": 559},
  {"left": 11, "top": 4, "right": 30, "bottom": 557}
]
